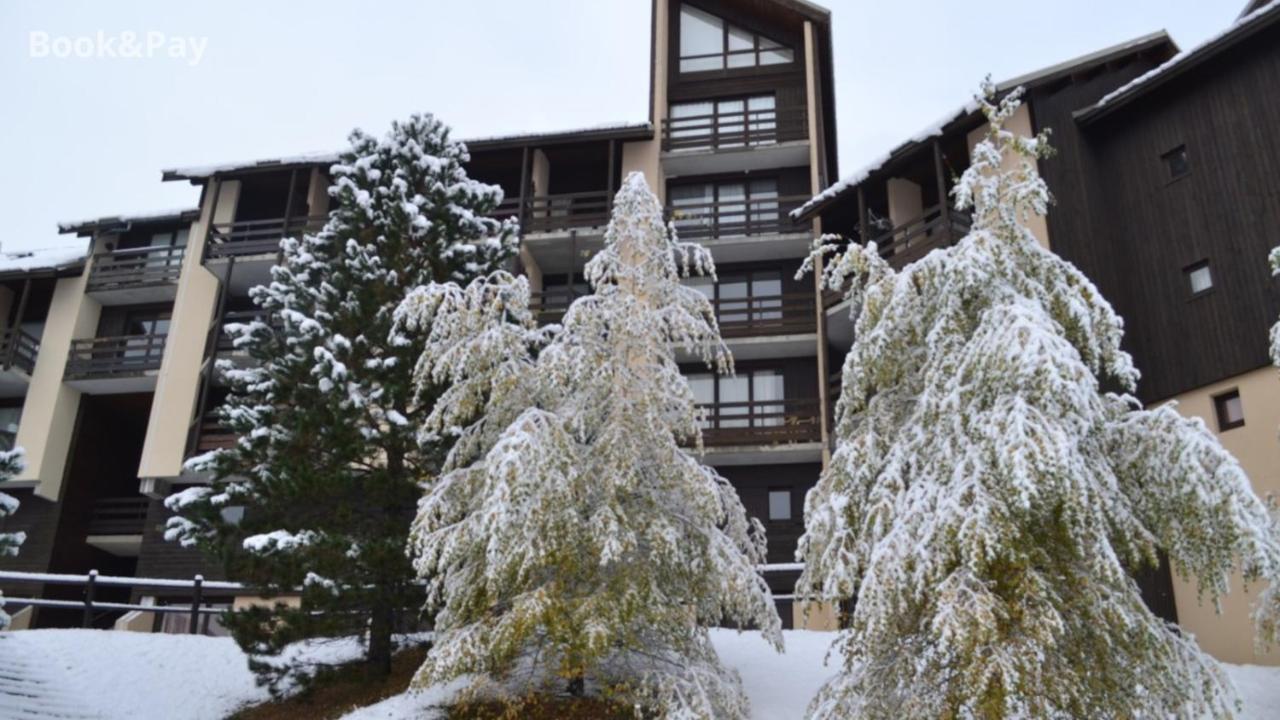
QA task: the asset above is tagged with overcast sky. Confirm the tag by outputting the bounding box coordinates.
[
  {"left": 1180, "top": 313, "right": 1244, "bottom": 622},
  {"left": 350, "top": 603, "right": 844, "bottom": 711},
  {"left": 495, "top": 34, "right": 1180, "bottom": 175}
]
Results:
[{"left": 0, "top": 0, "right": 1241, "bottom": 252}]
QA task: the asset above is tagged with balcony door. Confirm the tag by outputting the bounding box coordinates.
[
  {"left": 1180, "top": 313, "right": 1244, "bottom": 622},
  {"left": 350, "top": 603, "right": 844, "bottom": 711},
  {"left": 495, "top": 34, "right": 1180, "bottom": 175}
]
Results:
[
  {"left": 669, "top": 95, "right": 777, "bottom": 150},
  {"left": 688, "top": 368, "right": 785, "bottom": 430},
  {"left": 684, "top": 267, "right": 783, "bottom": 328},
  {"left": 670, "top": 177, "right": 779, "bottom": 239},
  {"left": 121, "top": 309, "right": 170, "bottom": 360}
]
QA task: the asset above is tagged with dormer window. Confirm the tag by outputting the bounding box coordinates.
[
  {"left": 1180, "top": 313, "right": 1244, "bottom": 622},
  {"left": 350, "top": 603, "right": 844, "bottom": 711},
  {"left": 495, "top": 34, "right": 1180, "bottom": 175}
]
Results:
[{"left": 679, "top": 4, "right": 795, "bottom": 73}]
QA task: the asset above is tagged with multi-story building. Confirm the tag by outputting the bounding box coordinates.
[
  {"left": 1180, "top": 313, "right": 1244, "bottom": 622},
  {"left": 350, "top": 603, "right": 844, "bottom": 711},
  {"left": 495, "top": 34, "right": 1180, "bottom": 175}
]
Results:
[
  {"left": 1, "top": 0, "right": 1277, "bottom": 667},
  {"left": 799, "top": 0, "right": 1280, "bottom": 664}
]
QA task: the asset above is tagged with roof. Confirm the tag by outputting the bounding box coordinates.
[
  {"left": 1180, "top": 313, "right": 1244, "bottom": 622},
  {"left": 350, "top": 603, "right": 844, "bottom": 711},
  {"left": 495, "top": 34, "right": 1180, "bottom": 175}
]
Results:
[
  {"left": 57, "top": 208, "right": 201, "bottom": 236},
  {"left": 0, "top": 244, "right": 90, "bottom": 280},
  {"left": 1075, "top": 0, "right": 1280, "bottom": 124},
  {"left": 161, "top": 122, "right": 655, "bottom": 183},
  {"left": 792, "top": 30, "right": 1176, "bottom": 222}
]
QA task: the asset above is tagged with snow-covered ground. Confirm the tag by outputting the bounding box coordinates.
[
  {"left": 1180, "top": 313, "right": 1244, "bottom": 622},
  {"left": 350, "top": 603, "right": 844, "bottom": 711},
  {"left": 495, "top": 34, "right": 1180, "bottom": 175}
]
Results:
[{"left": 1, "top": 628, "right": 1278, "bottom": 719}]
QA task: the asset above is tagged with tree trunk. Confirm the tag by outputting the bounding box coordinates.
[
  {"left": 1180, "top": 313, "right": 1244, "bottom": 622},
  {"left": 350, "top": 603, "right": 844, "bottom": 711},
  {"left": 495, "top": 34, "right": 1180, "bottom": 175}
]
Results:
[{"left": 367, "top": 603, "right": 394, "bottom": 677}]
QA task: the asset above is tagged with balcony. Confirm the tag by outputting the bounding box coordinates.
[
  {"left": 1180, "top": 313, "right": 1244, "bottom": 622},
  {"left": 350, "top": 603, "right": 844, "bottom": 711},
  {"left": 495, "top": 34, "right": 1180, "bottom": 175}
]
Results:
[
  {"left": 85, "top": 496, "right": 149, "bottom": 557},
  {"left": 695, "top": 398, "right": 823, "bottom": 465},
  {"left": 871, "top": 205, "right": 972, "bottom": 270},
  {"left": 0, "top": 328, "right": 39, "bottom": 396},
  {"left": 65, "top": 334, "right": 167, "bottom": 393},
  {"left": 86, "top": 246, "right": 185, "bottom": 305},
  {"left": 193, "top": 413, "right": 236, "bottom": 454},
  {"left": 669, "top": 195, "right": 812, "bottom": 262},
  {"left": 205, "top": 215, "right": 328, "bottom": 261},
  {"left": 712, "top": 294, "right": 815, "bottom": 339},
  {"left": 661, "top": 106, "right": 809, "bottom": 175},
  {"left": 529, "top": 288, "right": 578, "bottom": 325}
]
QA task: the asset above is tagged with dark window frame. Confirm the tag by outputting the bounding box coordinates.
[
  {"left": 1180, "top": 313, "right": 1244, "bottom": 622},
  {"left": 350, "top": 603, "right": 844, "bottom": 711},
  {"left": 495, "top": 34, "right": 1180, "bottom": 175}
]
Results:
[
  {"left": 1183, "top": 259, "right": 1214, "bottom": 300},
  {"left": 1162, "top": 144, "right": 1190, "bottom": 183},
  {"left": 677, "top": 3, "right": 796, "bottom": 75},
  {"left": 767, "top": 487, "right": 794, "bottom": 522},
  {"left": 1213, "top": 388, "right": 1245, "bottom": 431}
]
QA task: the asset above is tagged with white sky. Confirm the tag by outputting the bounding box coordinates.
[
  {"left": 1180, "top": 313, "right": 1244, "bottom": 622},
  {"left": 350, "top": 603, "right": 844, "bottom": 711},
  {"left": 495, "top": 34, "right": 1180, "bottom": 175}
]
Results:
[{"left": 0, "top": 0, "right": 1242, "bottom": 251}]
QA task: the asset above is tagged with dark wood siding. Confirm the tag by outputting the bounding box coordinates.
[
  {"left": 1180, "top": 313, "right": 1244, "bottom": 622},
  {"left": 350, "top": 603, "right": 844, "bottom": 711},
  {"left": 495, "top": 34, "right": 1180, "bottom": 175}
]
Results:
[
  {"left": 1041, "top": 26, "right": 1280, "bottom": 402},
  {"left": 134, "top": 497, "right": 226, "bottom": 594}
]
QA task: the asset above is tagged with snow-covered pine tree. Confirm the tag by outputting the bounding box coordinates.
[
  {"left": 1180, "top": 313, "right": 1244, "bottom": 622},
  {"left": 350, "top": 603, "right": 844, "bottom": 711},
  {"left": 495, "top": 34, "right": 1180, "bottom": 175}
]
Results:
[
  {"left": 0, "top": 447, "right": 25, "bottom": 629},
  {"left": 798, "top": 83, "right": 1280, "bottom": 719},
  {"left": 165, "top": 114, "right": 516, "bottom": 686},
  {"left": 395, "top": 172, "right": 781, "bottom": 718},
  {"left": 1270, "top": 247, "right": 1280, "bottom": 367}
]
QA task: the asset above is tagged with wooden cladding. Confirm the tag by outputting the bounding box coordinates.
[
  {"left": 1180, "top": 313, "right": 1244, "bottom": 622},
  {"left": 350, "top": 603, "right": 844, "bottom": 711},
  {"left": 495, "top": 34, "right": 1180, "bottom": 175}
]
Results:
[
  {"left": 86, "top": 497, "right": 150, "bottom": 536},
  {"left": 66, "top": 334, "right": 167, "bottom": 379},
  {"left": 205, "top": 215, "right": 328, "bottom": 260},
  {"left": 88, "top": 245, "right": 185, "bottom": 292}
]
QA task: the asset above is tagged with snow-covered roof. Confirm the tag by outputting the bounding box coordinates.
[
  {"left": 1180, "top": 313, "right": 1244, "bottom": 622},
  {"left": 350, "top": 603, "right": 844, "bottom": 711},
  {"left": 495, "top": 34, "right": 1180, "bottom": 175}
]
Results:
[
  {"left": 161, "top": 122, "right": 654, "bottom": 182},
  {"left": 1076, "top": 0, "right": 1280, "bottom": 123},
  {"left": 57, "top": 207, "right": 200, "bottom": 236},
  {"left": 793, "top": 31, "right": 1175, "bottom": 222},
  {"left": 0, "top": 243, "right": 89, "bottom": 277}
]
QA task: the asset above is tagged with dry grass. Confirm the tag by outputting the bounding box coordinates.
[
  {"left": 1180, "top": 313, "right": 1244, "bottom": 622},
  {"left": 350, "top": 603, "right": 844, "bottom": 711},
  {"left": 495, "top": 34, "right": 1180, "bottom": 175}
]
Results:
[
  {"left": 230, "top": 645, "right": 429, "bottom": 720},
  {"left": 445, "top": 694, "right": 640, "bottom": 719}
]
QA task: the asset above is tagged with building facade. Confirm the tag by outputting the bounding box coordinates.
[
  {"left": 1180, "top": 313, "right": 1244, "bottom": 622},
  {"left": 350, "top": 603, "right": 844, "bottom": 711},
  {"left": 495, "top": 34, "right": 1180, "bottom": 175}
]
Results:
[{"left": 1, "top": 0, "right": 1278, "bottom": 665}]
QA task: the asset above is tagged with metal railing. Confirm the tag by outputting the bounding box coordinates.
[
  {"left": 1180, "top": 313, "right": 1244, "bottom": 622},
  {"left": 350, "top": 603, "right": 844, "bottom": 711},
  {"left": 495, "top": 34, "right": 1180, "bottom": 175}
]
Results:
[
  {"left": 0, "top": 569, "right": 240, "bottom": 634},
  {"left": 712, "top": 293, "right": 815, "bottom": 337},
  {"left": 0, "top": 328, "right": 39, "bottom": 375},
  {"left": 669, "top": 194, "right": 809, "bottom": 241},
  {"left": 662, "top": 105, "right": 807, "bottom": 152},
  {"left": 487, "top": 192, "right": 613, "bottom": 234},
  {"left": 87, "top": 497, "right": 150, "bottom": 536},
  {"left": 66, "top": 334, "right": 167, "bottom": 379},
  {"left": 697, "top": 398, "right": 822, "bottom": 446},
  {"left": 205, "top": 215, "right": 328, "bottom": 260},
  {"left": 87, "top": 245, "right": 185, "bottom": 292},
  {"left": 869, "top": 205, "right": 972, "bottom": 270}
]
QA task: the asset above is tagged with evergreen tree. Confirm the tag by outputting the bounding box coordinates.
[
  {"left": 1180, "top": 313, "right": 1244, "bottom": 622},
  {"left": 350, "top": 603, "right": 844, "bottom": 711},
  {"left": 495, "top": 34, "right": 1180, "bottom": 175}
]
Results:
[
  {"left": 165, "top": 114, "right": 516, "bottom": 687},
  {"left": 798, "top": 84, "right": 1280, "bottom": 719},
  {"left": 0, "top": 447, "right": 25, "bottom": 629},
  {"left": 1270, "top": 246, "right": 1280, "bottom": 367},
  {"left": 395, "top": 173, "right": 781, "bottom": 718}
]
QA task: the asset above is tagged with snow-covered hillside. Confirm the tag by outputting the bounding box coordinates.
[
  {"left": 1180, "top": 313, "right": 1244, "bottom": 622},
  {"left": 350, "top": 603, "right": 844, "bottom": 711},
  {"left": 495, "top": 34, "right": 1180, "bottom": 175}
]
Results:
[{"left": 1, "top": 628, "right": 1277, "bottom": 719}]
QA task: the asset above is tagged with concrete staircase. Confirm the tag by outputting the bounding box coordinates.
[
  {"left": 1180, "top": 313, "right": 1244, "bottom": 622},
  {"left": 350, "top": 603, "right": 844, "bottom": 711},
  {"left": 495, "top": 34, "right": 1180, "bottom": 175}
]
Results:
[{"left": 0, "top": 635, "right": 100, "bottom": 720}]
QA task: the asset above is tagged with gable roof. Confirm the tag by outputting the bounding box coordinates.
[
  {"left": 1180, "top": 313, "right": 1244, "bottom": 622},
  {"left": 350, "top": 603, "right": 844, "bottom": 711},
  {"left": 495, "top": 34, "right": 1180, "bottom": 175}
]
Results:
[
  {"left": 1075, "top": 0, "right": 1280, "bottom": 124},
  {"left": 793, "top": 30, "right": 1175, "bottom": 222},
  {"left": 57, "top": 208, "right": 201, "bottom": 236}
]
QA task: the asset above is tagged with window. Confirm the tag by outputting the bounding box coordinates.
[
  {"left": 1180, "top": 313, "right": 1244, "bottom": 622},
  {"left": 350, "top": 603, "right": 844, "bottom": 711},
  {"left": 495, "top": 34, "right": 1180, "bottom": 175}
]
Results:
[
  {"left": 670, "top": 177, "right": 779, "bottom": 238},
  {"left": 670, "top": 95, "right": 777, "bottom": 150},
  {"left": 687, "top": 369, "right": 785, "bottom": 428},
  {"left": 1213, "top": 389, "right": 1244, "bottom": 431},
  {"left": 0, "top": 406, "right": 21, "bottom": 451},
  {"left": 679, "top": 4, "right": 795, "bottom": 73},
  {"left": 1185, "top": 260, "right": 1213, "bottom": 296},
  {"left": 1163, "top": 145, "right": 1190, "bottom": 180},
  {"left": 768, "top": 489, "right": 792, "bottom": 521}
]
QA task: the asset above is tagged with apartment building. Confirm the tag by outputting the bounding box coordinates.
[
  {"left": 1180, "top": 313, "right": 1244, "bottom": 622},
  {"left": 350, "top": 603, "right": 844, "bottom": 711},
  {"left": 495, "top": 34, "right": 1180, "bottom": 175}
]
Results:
[
  {"left": 799, "top": 0, "right": 1280, "bottom": 663},
  {"left": 2, "top": 0, "right": 1277, "bottom": 664}
]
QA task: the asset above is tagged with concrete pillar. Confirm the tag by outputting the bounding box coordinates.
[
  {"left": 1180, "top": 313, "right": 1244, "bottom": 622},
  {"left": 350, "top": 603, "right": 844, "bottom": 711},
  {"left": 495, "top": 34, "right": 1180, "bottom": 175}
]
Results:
[
  {"left": 306, "top": 167, "right": 329, "bottom": 217},
  {"left": 966, "top": 103, "right": 1052, "bottom": 249},
  {"left": 136, "top": 180, "right": 239, "bottom": 481},
  {"left": 16, "top": 256, "right": 102, "bottom": 499},
  {"left": 519, "top": 245, "right": 543, "bottom": 294},
  {"left": 620, "top": 0, "right": 667, "bottom": 202},
  {"left": 531, "top": 149, "right": 551, "bottom": 198}
]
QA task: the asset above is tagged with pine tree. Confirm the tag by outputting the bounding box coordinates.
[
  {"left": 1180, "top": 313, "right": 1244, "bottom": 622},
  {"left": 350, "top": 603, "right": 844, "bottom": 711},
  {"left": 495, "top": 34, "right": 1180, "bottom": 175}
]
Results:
[
  {"left": 165, "top": 114, "right": 516, "bottom": 688},
  {"left": 0, "top": 447, "right": 25, "bottom": 629},
  {"left": 1270, "top": 247, "right": 1280, "bottom": 367},
  {"left": 798, "top": 84, "right": 1280, "bottom": 719},
  {"left": 395, "top": 172, "right": 781, "bottom": 718}
]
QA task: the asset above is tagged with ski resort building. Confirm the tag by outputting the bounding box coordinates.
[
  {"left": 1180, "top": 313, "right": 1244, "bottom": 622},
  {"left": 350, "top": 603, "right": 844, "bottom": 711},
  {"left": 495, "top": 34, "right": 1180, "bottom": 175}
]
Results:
[{"left": 1, "top": 0, "right": 1278, "bottom": 666}]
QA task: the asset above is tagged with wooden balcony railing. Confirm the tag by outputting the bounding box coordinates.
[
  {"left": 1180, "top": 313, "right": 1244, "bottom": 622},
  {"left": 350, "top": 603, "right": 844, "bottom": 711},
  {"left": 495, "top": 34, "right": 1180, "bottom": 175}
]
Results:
[
  {"left": 713, "top": 294, "right": 815, "bottom": 337},
  {"left": 870, "top": 204, "right": 972, "bottom": 270},
  {"left": 87, "top": 245, "right": 185, "bottom": 292},
  {"left": 529, "top": 288, "right": 580, "bottom": 322},
  {"left": 0, "top": 328, "right": 39, "bottom": 375},
  {"left": 194, "top": 413, "right": 237, "bottom": 453},
  {"left": 486, "top": 192, "right": 613, "bottom": 234},
  {"left": 205, "top": 215, "right": 328, "bottom": 260},
  {"left": 697, "top": 398, "right": 821, "bottom": 446},
  {"left": 662, "top": 106, "right": 807, "bottom": 152},
  {"left": 669, "top": 195, "right": 809, "bottom": 241},
  {"left": 66, "top": 334, "right": 167, "bottom": 379},
  {"left": 87, "top": 497, "right": 150, "bottom": 536},
  {"left": 216, "top": 310, "right": 277, "bottom": 354}
]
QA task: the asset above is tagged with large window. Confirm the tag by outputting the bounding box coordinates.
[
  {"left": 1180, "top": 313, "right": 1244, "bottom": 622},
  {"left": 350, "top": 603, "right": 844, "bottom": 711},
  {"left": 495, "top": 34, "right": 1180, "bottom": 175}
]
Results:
[
  {"left": 679, "top": 4, "right": 794, "bottom": 73},
  {"left": 670, "top": 177, "right": 779, "bottom": 239},
  {"left": 688, "top": 368, "right": 785, "bottom": 428},
  {"left": 669, "top": 95, "right": 777, "bottom": 150},
  {"left": 685, "top": 268, "right": 784, "bottom": 325}
]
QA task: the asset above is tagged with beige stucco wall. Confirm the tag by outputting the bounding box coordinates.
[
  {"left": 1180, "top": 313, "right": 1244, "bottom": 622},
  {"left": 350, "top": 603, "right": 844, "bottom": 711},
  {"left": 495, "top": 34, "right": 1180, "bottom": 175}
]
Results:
[
  {"left": 1162, "top": 366, "right": 1280, "bottom": 665},
  {"left": 137, "top": 180, "right": 239, "bottom": 480},
  {"left": 966, "top": 103, "right": 1051, "bottom": 249},
  {"left": 16, "top": 258, "right": 101, "bottom": 499},
  {"left": 620, "top": 0, "right": 667, "bottom": 200},
  {"left": 793, "top": 600, "right": 839, "bottom": 631},
  {"left": 306, "top": 167, "right": 329, "bottom": 216}
]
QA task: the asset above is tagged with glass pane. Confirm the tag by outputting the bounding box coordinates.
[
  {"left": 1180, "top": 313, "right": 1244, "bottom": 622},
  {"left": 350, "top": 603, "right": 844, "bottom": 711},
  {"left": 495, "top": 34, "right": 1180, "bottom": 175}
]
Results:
[
  {"left": 768, "top": 490, "right": 792, "bottom": 521},
  {"left": 719, "top": 376, "right": 749, "bottom": 428},
  {"left": 173, "top": 229, "right": 189, "bottom": 247},
  {"left": 747, "top": 96, "right": 777, "bottom": 146},
  {"left": 718, "top": 183, "right": 746, "bottom": 233},
  {"left": 0, "top": 407, "right": 21, "bottom": 451},
  {"left": 749, "top": 179, "right": 779, "bottom": 231},
  {"left": 685, "top": 276, "right": 715, "bottom": 301},
  {"left": 681, "top": 57, "right": 723, "bottom": 73},
  {"left": 671, "top": 102, "right": 715, "bottom": 146},
  {"left": 670, "top": 184, "right": 714, "bottom": 236},
  {"left": 754, "top": 370, "right": 785, "bottom": 427},
  {"left": 679, "top": 5, "right": 724, "bottom": 60},
  {"left": 752, "top": 272, "right": 783, "bottom": 321},
  {"left": 688, "top": 374, "right": 716, "bottom": 405},
  {"left": 1189, "top": 265, "right": 1213, "bottom": 294},
  {"left": 717, "top": 99, "right": 746, "bottom": 148},
  {"left": 147, "top": 232, "right": 173, "bottom": 248},
  {"left": 718, "top": 278, "right": 749, "bottom": 324},
  {"left": 760, "top": 47, "right": 794, "bottom": 65}
]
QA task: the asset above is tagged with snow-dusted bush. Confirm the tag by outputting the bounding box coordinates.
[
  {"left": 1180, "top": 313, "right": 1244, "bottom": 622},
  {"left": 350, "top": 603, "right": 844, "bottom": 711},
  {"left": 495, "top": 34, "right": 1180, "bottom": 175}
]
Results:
[
  {"left": 395, "top": 173, "right": 780, "bottom": 719},
  {"left": 798, "top": 83, "right": 1280, "bottom": 719},
  {"left": 0, "top": 447, "right": 26, "bottom": 629},
  {"left": 165, "top": 113, "right": 516, "bottom": 688}
]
